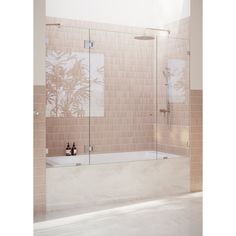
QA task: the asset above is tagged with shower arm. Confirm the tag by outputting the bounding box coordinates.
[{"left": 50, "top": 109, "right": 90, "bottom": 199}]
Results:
[
  {"left": 46, "top": 23, "right": 61, "bottom": 27},
  {"left": 146, "top": 28, "right": 171, "bottom": 35}
]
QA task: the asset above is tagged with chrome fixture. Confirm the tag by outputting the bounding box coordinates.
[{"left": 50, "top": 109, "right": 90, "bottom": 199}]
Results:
[
  {"left": 160, "top": 101, "right": 171, "bottom": 126},
  {"left": 146, "top": 28, "right": 171, "bottom": 35},
  {"left": 46, "top": 23, "right": 61, "bottom": 27},
  {"left": 34, "top": 110, "right": 39, "bottom": 116},
  {"left": 89, "top": 145, "right": 94, "bottom": 152},
  {"left": 134, "top": 28, "right": 170, "bottom": 41},
  {"left": 134, "top": 35, "right": 155, "bottom": 40},
  {"left": 161, "top": 66, "right": 172, "bottom": 126},
  {"left": 84, "top": 145, "right": 94, "bottom": 153},
  {"left": 84, "top": 40, "right": 95, "bottom": 49},
  {"left": 160, "top": 101, "right": 170, "bottom": 116},
  {"left": 159, "top": 108, "right": 170, "bottom": 115}
]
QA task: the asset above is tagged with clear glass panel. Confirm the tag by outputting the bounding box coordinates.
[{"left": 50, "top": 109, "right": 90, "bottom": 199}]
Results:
[
  {"left": 45, "top": 25, "right": 90, "bottom": 167},
  {"left": 156, "top": 36, "right": 190, "bottom": 160},
  {"left": 89, "top": 29, "right": 157, "bottom": 165},
  {"left": 45, "top": 25, "right": 190, "bottom": 166}
]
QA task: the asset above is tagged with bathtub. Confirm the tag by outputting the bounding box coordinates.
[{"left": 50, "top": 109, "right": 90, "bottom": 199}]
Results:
[
  {"left": 46, "top": 152, "right": 190, "bottom": 213},
  {"left": 46, "top": 151, "right": 181, "bottom": 167}
]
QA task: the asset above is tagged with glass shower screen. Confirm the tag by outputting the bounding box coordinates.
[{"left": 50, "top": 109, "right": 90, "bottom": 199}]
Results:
[
  {"left": 45, "top": 21, "right": 190, "bottom": 166},
  {"left": 156, "top": 36, "right": 190, "bottom": 160},
  {"left": 45, "top": 25, "right": 90, "bottom": 165},
  {"left": 89, "top": 28, "right": 157, "bottom": 165}
]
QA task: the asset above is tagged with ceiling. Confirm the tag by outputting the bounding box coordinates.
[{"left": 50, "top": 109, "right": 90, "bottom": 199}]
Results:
[{"left": 46, "top": 0, "right": 190, "bottom": 28}]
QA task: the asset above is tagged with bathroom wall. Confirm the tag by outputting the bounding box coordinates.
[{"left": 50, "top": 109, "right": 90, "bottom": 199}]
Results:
[
  {"left": 154, "top": 17, "right": 190, "bottom": 157},
  {"left": 46, "top": 17, "right": 155, "bottom": 156},
  {"left": 190, "top": 0, "right": 202, "bottom": 90},
  {"left": 34, "top": 86, "right": 46, "bottom": 215},
  {"left": 190, "top": 0, "right": 202, "bottom": 191},
  {"left": 34, "top": 0, "right": 46, "bottom": 86},
  {"left": 34, "top": 0, "right": 46, "bottom": 216},
  {"left": 45, "top": 17, "right": 193, "bottom": 158},
  {"left": 190, "top": 90, "right": 202, "bottom": 191},
  {"left": 160, "top": 15, "right": 202, "bottom": 192}
]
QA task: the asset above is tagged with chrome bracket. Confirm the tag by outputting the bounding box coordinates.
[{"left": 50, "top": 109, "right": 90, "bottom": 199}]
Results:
[
  {"left": 89, "top": 145, "right": 94, "bottom": 152},
  {"left": 84, "top": 40, "right": 95, "bottom": 49}
]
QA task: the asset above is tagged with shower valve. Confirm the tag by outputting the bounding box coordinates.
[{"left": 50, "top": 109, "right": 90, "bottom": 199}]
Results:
[{"left": 159, "top": 108, "right": 170, "bottom": 114}]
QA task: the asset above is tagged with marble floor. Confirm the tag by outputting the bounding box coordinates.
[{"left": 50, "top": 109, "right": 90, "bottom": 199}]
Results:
[{"left": 34, "top": 192, "right": 202, "bottom": 236}]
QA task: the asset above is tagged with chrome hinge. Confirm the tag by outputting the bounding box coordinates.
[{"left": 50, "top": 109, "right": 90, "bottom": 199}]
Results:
[
  {"left": 84, "top": 145, "right": 94, "bottom": 153},
  {"left": 84, "top": 40, "right": 95, "bottom": 49},
  {"left": 89, "top": 145, "right": 94, "bottom": 152}
]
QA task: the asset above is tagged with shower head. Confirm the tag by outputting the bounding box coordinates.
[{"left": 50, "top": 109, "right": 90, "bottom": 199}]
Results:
[
  {"left": 134, "top": 35, "right": 155, "bottom": 40},
  {"left": 134, "top": 28, "right": 170, "bottom": 41}
]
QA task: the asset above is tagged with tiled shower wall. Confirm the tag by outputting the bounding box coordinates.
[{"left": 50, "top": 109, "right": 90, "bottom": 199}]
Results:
[
  {"left": 164, "top": 18, "right": 202, "bottom": 191},
  {"left": 45, "top": 17, "right": 200, "bottom": 163},
  {"left": 190, "top": 90, "right": 202, "bottom": 191},
  {"left": 155, "top": 37, "right": 190, "bottom": 156},
  {"left": 154, "top": 17, "right": 190, "bottom": 156},
  {"left": 34, "top": 86, "right": 46, "bottom": 215},
  {"left": 46, "top": 17, "right": 155, "bottom": 156}
]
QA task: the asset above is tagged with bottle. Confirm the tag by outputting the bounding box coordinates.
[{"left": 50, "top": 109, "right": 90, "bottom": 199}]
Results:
[
  {"left": 71, "top": 142, "right": 77, "bottom": 156},
  {"left": 66, "top": 142, "right": 71, "bottom": 156}
]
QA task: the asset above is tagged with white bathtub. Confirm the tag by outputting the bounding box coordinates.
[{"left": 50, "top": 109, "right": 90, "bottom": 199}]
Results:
[
  {"left": 46, "top": 153, "right": 190, "bottom": 213},
  {"left": 46, "top": 151, "right": 181, "bottom": 167}
]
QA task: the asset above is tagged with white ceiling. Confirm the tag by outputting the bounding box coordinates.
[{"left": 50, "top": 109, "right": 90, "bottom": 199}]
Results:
[{"left": 46, "top": 0, "right": 190, "bottom": 28}]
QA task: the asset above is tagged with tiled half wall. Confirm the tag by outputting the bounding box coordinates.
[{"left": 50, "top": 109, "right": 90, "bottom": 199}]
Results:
[
  {"left": 190, "top": 90, "right": 202, "bottom": 191},
  {"left": 34, "top": 86, "right": 46, "bottom": 216}
]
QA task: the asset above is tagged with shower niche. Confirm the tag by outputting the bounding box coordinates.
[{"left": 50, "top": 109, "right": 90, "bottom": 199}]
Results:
[{"left": 45, "top": 17, "right": 190, "bottom": 167}]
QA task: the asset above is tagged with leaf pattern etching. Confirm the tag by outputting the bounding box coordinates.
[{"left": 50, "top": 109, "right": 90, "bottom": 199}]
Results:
[{"left": 46, "top": 50, "right": 104, "bottom": 117}]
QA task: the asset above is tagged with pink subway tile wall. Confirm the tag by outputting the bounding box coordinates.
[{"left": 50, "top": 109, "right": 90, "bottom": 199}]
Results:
[
  {"left": 90, "top": 29, "right": 154, "bottom": 154},
  {"left": 190, "top": 90, "right": 202, "bottom": 191},
  {"left": 165, "top": 18, "right": 202, "bottom": 190},
  {"left": 155, "top": 26, "right": 190, "bottom": 157},
  {"left": 46, "top": 17, "right": 155, "bottom": 156},
  {"left": 34, "top": 86, "right": 46, "bottom": 216},
  {"left": 45, "top": 17, "right": 192, "bottom": 158},
  {"left": 46, "top": 118, "right": 89, "bottom": 155}
]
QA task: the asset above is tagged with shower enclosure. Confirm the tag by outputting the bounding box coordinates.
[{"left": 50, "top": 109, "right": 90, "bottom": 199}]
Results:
[
  {"left": 45, "top": 17, "right": 190, "bottom": 166},
  {"left": 44, "top": 17, "right": 190, "bottom": 215}
]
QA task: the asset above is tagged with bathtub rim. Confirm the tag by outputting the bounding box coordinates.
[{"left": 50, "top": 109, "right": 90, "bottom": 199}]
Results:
[{"left": 46, "top": 154, "right": 190, "bottom": 168}]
